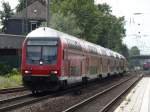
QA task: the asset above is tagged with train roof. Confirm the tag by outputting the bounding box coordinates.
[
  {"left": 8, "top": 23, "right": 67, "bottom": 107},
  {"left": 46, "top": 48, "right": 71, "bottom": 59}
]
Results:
[
  {"left": 26, "top": 27, "right": 124, "bottom": 57},
  {"left": 27, "top": 27, "right": 59, "bottom": 38}
]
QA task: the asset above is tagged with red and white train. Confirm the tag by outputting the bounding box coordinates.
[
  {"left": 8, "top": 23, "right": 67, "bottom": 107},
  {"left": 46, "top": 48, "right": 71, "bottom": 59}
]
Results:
[{"left": 21, "top": 27, "right": 127, "bottom": 93}]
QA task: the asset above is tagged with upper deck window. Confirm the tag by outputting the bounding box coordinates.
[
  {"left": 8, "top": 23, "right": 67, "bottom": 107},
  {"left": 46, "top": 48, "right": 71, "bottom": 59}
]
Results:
[
  {"left": 66, "top": 39, "right": 82, "bottom": 50},
  {"left": 88, "top": 45, "right": 97, "bottom": 54}
]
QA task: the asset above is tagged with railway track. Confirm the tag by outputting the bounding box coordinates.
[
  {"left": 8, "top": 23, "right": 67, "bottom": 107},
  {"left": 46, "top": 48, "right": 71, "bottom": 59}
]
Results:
[
  {"left": 0, "top": 93, "right": 52, "bottom": 112},
  {"left": 0, "top": 87, "right": 27, "bottom": 94},
  {"left": 0, "top": 74, "right": 140, "bottom": 112},
  {"left": 63, "top": 75, "right": 142, "bottom": 112},
  {"left": 0, "top": 85, "right": 82, "bottom": 112}
]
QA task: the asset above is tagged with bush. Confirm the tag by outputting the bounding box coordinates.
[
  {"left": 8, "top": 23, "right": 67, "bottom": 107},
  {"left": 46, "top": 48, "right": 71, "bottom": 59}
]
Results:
[
  {"left": 0, "top": 67, "right": 22, "bottom": 89},
  {"left": 0, "top": 64, "right": 12, "bottom": 75},
  {"left": 10, "top": 68, "right": 20, "bottom": 75},
  {"left": 0, "top": 75, "right": 22, "bottom": 89}
]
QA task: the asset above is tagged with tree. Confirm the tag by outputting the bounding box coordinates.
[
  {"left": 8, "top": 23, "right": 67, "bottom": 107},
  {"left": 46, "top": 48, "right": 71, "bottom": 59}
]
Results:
[
  {"left": 0, "top": 1, "right": 14, "bottom": 32},
  {"left": 16, "top": 0, "right": 26, "bottom": 12},
  {"left": 120, "top": 44, "right": 129, "bottom": 58},
  {"left": 51, "top": 0, "right": 98, "bottom": 43},
  {"left": 129, "top": 46, "right": 140, "bottom": 57},
  {"left": 50, "top": 0, "right": 126, "bottom": 51},
  {"left": 49, "top": 12, "right": 82, "bottom": 37},
  {"left": 95, "top": 4, "right": 126, "bottom": 50},
  {"left": 97, "top": 3, "right": 112, "bottom": 15}
]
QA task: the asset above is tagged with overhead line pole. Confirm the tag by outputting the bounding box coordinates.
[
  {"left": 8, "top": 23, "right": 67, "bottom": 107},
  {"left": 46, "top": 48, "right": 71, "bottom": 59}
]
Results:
[
  {"left": 25, "top": 0, "right": 28, "bottom": 33},
  {"left": 47, "top": 0, "right": 50, "bottom": 27}
]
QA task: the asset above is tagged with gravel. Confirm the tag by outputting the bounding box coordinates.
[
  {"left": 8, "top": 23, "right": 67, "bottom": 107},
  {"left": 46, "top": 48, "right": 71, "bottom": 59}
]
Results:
[
  {"left": 72, "top": 76, "right": 139, "bottom": 112},
  {"left": 7, "top": 73, "right": 139, "bottom": 112},
  {"left": 0, "top": 91, "right": 31, "bottom": 101}
]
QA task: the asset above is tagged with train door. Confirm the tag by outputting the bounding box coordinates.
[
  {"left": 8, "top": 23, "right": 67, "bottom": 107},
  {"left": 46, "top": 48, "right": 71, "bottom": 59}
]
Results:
[
  {"left": 68, "top": 50, "right": 82, "bottom": 77},
  {"left": 85, "top": 54, "right": 90, "bottom": 76},
  {"left": 101, "top": 55, "right": 107, "bottom": 77},
  {"left": 81, "top": 56, "right": 86, "bottom": 76},
  {"left": 62, "top": 49, "right": 69, "bottom": 77},
  {"left": 103, "top": 56, "right": 107, "bottom": 73},
  {"left": 107, "top": 58, "right": 110, "bottom": 74},
  {"left": 100, "top": 57, "right": 103, "bottom": 74},
  {"left": 98, "top": 56, "right": 102, "bottom": 75}
]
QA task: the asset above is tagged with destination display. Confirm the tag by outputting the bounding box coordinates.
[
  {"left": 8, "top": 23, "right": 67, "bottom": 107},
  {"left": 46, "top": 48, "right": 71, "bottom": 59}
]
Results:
[{"left": 27, "top": 40, "right": 58, "bottom": 46}]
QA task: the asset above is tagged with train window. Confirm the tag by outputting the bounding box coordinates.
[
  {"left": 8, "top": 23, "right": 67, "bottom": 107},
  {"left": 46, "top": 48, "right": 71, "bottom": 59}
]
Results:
[
  {"left": 26, "top": 46, "right": 41, "bottom": 64},
  {"left": 66, "top": 39, "right": 82, "bottom": 50},
  {"left": 70, "top": 66, "right": 80, "bottom": 76},
  {"left": 26, "top": 46, "right": 57, "bottom": 65},
  {"left": 88, "top": 45, "right": 97, "bottom": 54},
  {"left": 89, "top": 66, "right": 97, "bottom": 74},
  {"left": 42, "top": 46, "right": 57, "bottom": 64}
]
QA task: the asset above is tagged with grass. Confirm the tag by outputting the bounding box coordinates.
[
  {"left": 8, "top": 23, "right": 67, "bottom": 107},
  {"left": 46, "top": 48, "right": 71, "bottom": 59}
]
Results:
[{"left": 0, "top": 68, "right": 22, "bottom": 89}]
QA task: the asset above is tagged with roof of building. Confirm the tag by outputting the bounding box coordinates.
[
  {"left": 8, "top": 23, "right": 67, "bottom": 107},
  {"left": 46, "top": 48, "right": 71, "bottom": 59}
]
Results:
[
  {"left": 11, "top": 1, "right": 46, "bottom": 20},
  {"left": 0, "top": 34, "right": 25, "bottom": 49}
]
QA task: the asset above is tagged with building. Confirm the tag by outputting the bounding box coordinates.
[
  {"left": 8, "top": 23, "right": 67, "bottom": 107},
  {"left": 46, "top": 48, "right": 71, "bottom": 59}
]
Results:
[
  {"left": 0, "top": 34, "right": 25, "bottom": 68},
  {"left": 5, "top": 1, "right": 46, "bottom": 35}
]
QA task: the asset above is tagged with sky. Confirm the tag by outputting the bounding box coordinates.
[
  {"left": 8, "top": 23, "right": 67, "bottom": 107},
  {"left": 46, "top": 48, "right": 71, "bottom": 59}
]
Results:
[
  {"left": 0, "top": 0, "right": 18, "bottom": 10},
  {"left": 1, "top": 0, "right": 150, "bottom": 54},
  {"left": 95, "top": 0, "right": 150, "bottom": 55}
]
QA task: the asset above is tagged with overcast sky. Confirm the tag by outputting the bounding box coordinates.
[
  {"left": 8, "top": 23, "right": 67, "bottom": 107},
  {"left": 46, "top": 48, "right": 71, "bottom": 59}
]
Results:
[
  {"left": 0, "top": 0, "right": 18, "bottom": 10},
  {"left": 1, "top": 0, "right": 150, "bottom": 54},
  {"left": 95, "top": 0, "right": 150, "bottom": 54}
]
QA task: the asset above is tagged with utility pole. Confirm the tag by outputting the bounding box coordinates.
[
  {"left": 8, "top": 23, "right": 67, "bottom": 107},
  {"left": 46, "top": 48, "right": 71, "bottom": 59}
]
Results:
[
  {"left": 25, "top": 0, "right": 28, "bottom": 33},
  {"left": 47, "top": 0, "right": 50, "bottom": 27}
]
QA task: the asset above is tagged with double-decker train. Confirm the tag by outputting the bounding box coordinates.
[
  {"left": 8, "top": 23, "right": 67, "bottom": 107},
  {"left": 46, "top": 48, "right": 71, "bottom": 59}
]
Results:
[{"left": 21, "top": 27, "right": 127, "bottom": 94}]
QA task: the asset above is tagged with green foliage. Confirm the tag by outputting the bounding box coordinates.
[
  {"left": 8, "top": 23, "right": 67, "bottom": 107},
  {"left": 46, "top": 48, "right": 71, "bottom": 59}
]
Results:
[
  {"left": 120, "top": 44, "right": 129, "bottom": 59},
  {"left": 129, "top": 46, "right": 140, "bottom": 57},
  {"left": 50, "top": 0, "right": 126, "bottom": 53},
  {"left": 15, "top": 0, "right": 127, "bottom": 54},
  {"left": 51, "top": 0, "right": 98, "bottom": 42},
  {"left": 0, "top": 74, "right": 22, "bottom": 89},
  {"left": 50, "top": 12, "right": 82, "bottom": 37},
  {"left": 0, "top": 64, "right": 11, "bottom": 75},
  {"left": 0, "top": 63, "right": 20, "bottom": 76},
  {"left": 16, "top": 0, "right": 26, "bottom": 12},
  {"left": 7, "top": 68, "right": 20, "bottom": 76},
  {"left": 0, "top": 68, "right": 22, "bottom": 89},
  {"left": 0, "top": 1, "right": 14, "bottom": 32},
  {"left": 97, "top": 3, "right": 112, "bottom": 15}
]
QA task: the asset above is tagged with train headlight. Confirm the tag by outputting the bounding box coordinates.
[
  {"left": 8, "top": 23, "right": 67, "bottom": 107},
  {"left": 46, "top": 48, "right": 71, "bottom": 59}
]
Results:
[
  {"left": 24, "top": 70, "right": 31, "bottom": 74},
  {"left": 51, "top": 70, "right": 58, "bottom": 74}
]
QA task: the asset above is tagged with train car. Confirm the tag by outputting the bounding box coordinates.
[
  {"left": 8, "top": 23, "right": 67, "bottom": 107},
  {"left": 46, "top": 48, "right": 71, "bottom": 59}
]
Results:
[
  {"left": 143, "top": 62, "right": 150, "bottom": 70},
  {"left": 21, "top": 27, "right": 127, "bottom": 93}
]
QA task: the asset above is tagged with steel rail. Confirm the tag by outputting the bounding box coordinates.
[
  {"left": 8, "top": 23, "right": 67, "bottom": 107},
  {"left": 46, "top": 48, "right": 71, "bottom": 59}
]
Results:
[
  {"left": 99, "top": 75, "right": 142, "bottom": 112},
  {"left": 62, "top": 75, "right": 142, "bottom": 112},
  {"left": 0, "top": 85, "right": 82, "bottom": 112},
  {"left": 0, "top": 87, "right": 27, "bottom": 94}
]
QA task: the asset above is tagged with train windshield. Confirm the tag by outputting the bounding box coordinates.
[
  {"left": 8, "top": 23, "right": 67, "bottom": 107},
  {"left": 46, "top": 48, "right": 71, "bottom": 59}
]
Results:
[{"left": 26, "top": 39, "right": 58, "bottom": 65}]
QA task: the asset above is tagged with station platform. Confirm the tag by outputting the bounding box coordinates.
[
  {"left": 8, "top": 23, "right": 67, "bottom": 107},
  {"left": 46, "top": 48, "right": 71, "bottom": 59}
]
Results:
[{"left": 114, "top": 76, "right": 150, "bottom": 112}]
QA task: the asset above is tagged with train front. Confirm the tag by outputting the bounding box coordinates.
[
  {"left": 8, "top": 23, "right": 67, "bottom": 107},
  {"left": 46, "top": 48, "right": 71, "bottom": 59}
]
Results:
[{"left": 21, "top": 27, "right": 62, "bottom": 93}]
